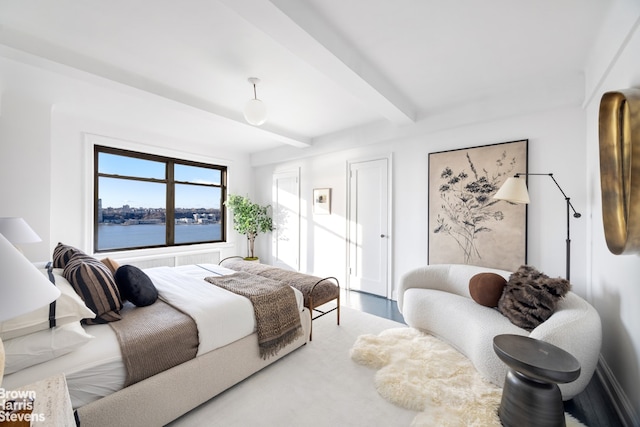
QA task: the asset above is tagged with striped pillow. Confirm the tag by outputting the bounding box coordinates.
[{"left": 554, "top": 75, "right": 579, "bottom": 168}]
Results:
[
  {"left": 53, "top": 242, "right": 85, "bottom": 268},
  {"left": 63, "top": 254, "right": 122, "bottom": 324}
]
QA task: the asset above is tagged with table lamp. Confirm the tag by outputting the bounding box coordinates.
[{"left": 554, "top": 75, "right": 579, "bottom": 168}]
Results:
[
  {"left": 0, "top": 217, "right": 42, "bottom": 252},
  {"left": 0, "top": 233, "right": 61, "bottom": 385}
]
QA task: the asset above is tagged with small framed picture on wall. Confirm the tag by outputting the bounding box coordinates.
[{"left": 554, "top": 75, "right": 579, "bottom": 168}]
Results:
[{"left": 313, "top": 188, "right": 331, "bottom": 215}]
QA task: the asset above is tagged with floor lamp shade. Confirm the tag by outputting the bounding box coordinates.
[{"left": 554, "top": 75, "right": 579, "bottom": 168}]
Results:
[{"left": 493, "top": 177, "right": 530, "bottom": 204}]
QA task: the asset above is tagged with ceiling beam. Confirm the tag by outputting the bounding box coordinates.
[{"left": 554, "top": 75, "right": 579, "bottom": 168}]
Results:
[
  {"left": 0, "top": 27, "right": 312, "bottom": 148},
  {"left": 221, "top": 0, "right": 416, "bottom": 126}
]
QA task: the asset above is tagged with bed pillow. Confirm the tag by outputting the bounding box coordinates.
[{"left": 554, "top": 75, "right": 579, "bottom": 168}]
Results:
[
  {"left": 63, "top": 254, "right": 123, "bottom": 324},
  {"left": 114, "top": 265, "right": 158, "bottom": 307},
  {"left": 469, "top": 272, "right": 507, "bottom": 307},
  {"left": 0, "top": 269, "right": 96, "bottom": 340},
  {"left": 498, "top": 265, "right": 571, "bottom": 331},
  {"left": 101, "top": 257, "right": 120, "bottom": 275},
  {"left": 52, "top": 242, "right": 85, "bottom": 268},
  {"left": 2, "top": 322, "right": 94, "bottom": 375}
]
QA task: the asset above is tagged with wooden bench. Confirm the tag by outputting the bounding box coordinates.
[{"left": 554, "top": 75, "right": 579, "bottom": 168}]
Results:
[{"left": 219, "top": 257, "right": 340, "bottom": 340}]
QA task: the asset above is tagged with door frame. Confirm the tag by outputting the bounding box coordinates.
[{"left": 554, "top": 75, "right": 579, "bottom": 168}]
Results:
[{"left": 345, "top": 153, "right": 393, "bottom": 297}]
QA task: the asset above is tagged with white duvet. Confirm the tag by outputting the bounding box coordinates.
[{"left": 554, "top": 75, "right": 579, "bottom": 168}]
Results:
[{"left": 145, "top": 265, "right": 256, "bottom": 356}]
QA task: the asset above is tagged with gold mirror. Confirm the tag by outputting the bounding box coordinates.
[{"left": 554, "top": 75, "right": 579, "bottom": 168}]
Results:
[{"left": 598, "top": 88, "right": 640, "bottom": 255}]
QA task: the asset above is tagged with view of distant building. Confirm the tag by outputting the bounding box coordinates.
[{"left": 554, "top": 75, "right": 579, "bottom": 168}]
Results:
[{"left": 98, "top": 199, "right": 220, "bottom": 225}]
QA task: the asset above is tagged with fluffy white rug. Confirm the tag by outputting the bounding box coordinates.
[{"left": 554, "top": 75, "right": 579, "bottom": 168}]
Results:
[{"left": 350, "top": 327, "right": 587, "bottom": 427}]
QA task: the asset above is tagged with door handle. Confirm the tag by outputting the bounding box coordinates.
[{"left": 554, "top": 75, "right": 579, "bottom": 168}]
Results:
[{"left": 380, "top": 234, "right": 386, "bottom": 238}]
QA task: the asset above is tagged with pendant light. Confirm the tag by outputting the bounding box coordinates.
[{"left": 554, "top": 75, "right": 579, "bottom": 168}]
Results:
[{"left": 243, "top": 77, "right": 268, "bottom": 126}]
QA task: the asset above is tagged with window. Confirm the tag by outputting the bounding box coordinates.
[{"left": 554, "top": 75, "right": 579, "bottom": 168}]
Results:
[{"left": 94, "top": 145, "right": 226, "bottom": 252}]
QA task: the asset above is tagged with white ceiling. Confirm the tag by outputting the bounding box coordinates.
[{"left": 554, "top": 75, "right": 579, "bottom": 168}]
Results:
[{"left": 0, "top": 0, "right": 613, "bottom": 155}]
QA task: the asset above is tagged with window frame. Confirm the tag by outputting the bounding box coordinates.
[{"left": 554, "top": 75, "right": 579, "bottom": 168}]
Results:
[{"left": 94, "top": 145, "right": 227, "bottom": 253}]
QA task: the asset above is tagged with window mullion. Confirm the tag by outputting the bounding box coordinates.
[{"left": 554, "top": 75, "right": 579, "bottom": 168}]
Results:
[{"left": 167, "top": 161, "right": 175, "bottom": 246}]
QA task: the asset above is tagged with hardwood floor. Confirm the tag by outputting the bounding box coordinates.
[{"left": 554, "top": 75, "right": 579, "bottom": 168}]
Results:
[{"left": 341, "top": 289, "right": 624, "bottom": 427}]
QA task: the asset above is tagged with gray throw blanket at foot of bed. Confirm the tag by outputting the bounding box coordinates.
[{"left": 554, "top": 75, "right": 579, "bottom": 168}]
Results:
[
  {"left": 109, "top": 300, "right": 199, "bottom": 386},
  {"left": 205, "top": 271, "right": 303, "bottom": 359}
]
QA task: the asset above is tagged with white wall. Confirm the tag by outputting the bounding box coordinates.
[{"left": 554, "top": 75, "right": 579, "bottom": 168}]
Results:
[
  {"left": 254, "top": 106, "right": 588, "bottom": 296},
  {"left": 584, "top": 0, "right": 640, "bottom": 422},
  {"left": 0, "top": 91, "right": 52, "bottom": 261},
  {"left": 0, "top": 58, "right": 254, "bottom": 263}
]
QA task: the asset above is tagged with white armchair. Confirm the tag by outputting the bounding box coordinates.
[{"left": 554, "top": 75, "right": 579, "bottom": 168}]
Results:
[{"left": 397, "top": 264, "right": 602, "bottom": 400}]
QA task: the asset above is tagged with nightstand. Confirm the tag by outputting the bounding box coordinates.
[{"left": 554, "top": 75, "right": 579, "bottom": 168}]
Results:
[{"left": 1, "top": 373, "right": 75, "bottom": 426}]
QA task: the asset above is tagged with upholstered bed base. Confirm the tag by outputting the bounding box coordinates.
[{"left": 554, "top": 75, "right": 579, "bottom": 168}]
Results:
[{"left": 75, "top": 308, "right": 311, "bottom": 427}]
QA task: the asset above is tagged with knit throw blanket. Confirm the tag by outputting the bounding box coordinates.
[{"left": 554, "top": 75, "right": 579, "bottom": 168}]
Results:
[
  {"left": 220, "top": 258, "right": 339, "bottom": 308},
  {"left": 205, "top": 272, "right": 303, "bottom": 359},
  {"left": 110, "top": 300, "right": 199, "bottom": 387}
]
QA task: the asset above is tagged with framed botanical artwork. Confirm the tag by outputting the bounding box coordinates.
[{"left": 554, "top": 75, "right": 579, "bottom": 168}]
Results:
[
  {"left": 313, "top": 188, "right": 331, "bottom": 215},
  {"left": 428, "top": 139, "right": 528, "bottom": 271}
]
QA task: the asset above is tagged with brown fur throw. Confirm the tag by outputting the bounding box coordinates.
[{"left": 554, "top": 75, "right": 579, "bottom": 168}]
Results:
[{"left": 497, "top": 265, "right": 571, "bottom": 331}]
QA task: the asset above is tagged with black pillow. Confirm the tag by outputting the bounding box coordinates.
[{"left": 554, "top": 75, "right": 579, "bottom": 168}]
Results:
[{"left": 114, "top": 265, "right": 158, "bottom": 307}]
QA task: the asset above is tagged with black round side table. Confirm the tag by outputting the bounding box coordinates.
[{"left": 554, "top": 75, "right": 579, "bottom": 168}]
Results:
[{"left": 493, "top": 334, "right": 581, "bottom": 427}]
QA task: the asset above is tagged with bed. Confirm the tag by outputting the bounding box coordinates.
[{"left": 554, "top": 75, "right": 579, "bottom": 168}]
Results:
[{"left": 1, "top": 253, "right": 311, "bottom": 427}]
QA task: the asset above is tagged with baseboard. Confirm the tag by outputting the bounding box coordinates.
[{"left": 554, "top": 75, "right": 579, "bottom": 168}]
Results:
[{"left": 596, "top": 355, "right": 640, "bottom": 427}]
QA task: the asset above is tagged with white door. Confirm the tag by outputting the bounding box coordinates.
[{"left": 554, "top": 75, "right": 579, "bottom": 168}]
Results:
[
  {"left": 348, "top": 158, "right": 389, "bottom": 297},
  {"left": 272, "top": 170, "right": 300, "bottom": 271}
]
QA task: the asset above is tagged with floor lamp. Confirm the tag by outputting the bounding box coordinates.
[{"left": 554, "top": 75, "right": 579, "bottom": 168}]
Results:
[{"left": 494, "top": 173, "right": 581, "bottom": 280}]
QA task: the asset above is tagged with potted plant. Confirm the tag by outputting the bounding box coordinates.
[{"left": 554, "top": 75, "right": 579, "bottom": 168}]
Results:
[{"left": 225, "top": 194, "right": 274, "bottom": 260}]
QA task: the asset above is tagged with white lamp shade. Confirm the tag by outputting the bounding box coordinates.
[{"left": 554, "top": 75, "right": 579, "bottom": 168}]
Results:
[
  {"left": 0, "top": 217, "right": 42, "bottom": 244},
  {"left": 243, "top": 98, "right": 268, "bottom": 126},
  {"left": 0, "top": 233, "right": 60, "bottom": 322},
  {"left": 493, "top": 177, "right": 531, "bottom": 204}
]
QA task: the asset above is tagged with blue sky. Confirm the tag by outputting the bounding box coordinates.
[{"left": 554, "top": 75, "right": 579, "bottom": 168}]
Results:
[{"left": 98, "top": 153, "right": 222, "bottom": 209}]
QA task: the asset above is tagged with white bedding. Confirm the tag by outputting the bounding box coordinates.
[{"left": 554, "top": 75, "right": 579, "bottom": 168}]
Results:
[
  {"left": 160, "top": 264, "right": 303, "bottom": 355},
  {"left": 2, "top": 263, "right": 304, "bottom": 409},
  {"left": 147, "top": 265, "right": 255, "bottom": 356},
  {"left": 2, "top": 324, "right": 124, "bottom": 408}
]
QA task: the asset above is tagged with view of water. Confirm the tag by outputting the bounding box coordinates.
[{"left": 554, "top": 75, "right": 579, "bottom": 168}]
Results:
[{"left": 98, "top": 223, "right": 222, "bottom": 250}]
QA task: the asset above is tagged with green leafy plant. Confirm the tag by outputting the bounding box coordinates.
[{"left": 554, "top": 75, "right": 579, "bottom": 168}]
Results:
[{"left": 225, "top": 194, "right": 274, "bottom": 260}]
